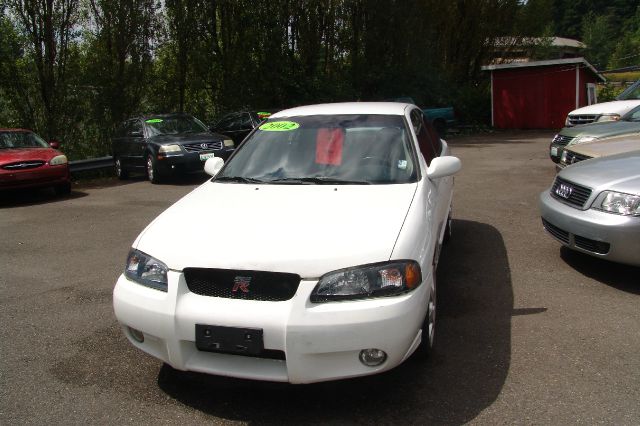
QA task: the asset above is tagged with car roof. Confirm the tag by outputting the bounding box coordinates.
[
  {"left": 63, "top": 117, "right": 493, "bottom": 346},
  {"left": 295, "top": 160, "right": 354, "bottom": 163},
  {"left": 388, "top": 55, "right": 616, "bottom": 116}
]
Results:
[
  {"left": 135, "top": 113, "right": 194, "bottom": 121},
  {"left": 271, "top": 102, "right": 412, "bottom": 118},
  {"left": 0, "top": 128, "right": 32, "bottom": 132}
]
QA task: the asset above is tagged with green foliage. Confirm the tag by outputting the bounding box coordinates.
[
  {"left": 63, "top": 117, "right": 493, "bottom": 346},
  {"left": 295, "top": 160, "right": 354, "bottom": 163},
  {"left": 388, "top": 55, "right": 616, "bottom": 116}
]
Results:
[{"left": 0, "top": 0, "right": 638, "bottom": 160}]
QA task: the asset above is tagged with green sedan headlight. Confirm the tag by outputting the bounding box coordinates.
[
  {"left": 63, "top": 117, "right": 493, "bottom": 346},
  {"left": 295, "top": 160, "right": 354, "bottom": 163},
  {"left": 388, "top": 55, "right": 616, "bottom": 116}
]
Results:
[
  {"left": 594, "top": 191, "right": 640, "bottom": 216},
  {"left": 310, "top": 260, "right": 422, "bottom": 303},
  {"left": 223, "top": 139, "right": 234, "bottom": 147},
  {"left": 124, "top": 249, "right": 169, "bottom": 291}
]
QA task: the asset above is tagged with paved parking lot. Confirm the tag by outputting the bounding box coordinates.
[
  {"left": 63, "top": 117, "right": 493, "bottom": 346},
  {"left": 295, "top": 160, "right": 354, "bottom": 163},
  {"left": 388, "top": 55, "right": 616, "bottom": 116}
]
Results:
[{"left": 1, "top": 131, "right": 638, "bottom": 424}]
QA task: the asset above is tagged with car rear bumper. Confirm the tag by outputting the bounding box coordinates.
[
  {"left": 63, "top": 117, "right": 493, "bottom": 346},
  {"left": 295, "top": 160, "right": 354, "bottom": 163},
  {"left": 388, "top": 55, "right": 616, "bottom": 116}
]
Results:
[
  {"left": 0, "top": 165, "right": 70, "bottom": 190},
  {"left": 539, "top": 190, "right": 640, "bottom": 266},
  {"left": 113, "top": 271, "right": 429, "bottom": 384}
]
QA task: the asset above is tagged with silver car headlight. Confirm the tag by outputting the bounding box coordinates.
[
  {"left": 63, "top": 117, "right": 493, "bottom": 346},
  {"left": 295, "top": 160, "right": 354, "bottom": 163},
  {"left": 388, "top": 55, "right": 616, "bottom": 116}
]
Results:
[
  {"left": 595, "top": 114, "right": 620, "bottom": 123},
  {"left": 310, "top": 260, "right": 422, "bottom": 303},
  {"left": 593, "top": 191, "right": 640, "bottom": 216},
  {"left": 124, "top": 249, "right": 169, "bottom": 291}
]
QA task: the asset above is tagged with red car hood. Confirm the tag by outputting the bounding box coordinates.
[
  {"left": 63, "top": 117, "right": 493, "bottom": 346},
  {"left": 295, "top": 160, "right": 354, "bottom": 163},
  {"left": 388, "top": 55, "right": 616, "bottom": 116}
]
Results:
[{"left": 0, "top": 148, "right": 62, "bottom": 165}]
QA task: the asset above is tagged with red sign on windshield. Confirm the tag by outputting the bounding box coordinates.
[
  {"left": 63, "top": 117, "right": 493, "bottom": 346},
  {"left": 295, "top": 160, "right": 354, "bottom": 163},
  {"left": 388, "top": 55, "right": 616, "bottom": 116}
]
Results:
[{"left": 315, "top": 128, "right": 344, "bottom": 166}]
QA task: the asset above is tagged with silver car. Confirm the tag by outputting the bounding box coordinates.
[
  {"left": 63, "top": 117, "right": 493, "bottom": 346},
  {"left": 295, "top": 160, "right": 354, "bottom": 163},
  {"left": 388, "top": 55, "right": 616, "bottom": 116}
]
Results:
[{"left": 540, "top": 151, "right": 640, "bottom": 266}]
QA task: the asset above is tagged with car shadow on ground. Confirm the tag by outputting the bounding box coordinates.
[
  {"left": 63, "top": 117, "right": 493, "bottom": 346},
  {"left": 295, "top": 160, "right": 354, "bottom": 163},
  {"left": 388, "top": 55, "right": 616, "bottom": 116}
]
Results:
[
  {"left": 0, "top": 187, "right": 88, "bottom": 208},
  {"left": 152, "top": 219, "right": 514, "bottom": 424},
  {"left": 560, "top": 247, "right": 640, "bottom": 295}
]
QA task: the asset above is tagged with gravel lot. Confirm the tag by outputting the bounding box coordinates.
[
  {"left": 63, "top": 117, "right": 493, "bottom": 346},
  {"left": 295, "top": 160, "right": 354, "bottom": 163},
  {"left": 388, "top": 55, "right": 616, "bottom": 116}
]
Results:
[{"left": 1, "top": 131, "right": 638, "bottom": 425}]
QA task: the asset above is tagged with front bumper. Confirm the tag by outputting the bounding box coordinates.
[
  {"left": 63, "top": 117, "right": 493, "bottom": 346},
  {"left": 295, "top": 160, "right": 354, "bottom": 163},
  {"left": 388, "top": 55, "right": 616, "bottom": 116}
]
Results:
[
  {"left": 113, "top": 271, "right": 429, "bottom": 384},
  {"left": 0, "top": 165, "right": 70, "bottom": 190},
  {"left": 156, "top": 149, "right": 234, "bottom": 175},
  {"left": 539, "top": 190, "right": 640, "bottom": 266}
]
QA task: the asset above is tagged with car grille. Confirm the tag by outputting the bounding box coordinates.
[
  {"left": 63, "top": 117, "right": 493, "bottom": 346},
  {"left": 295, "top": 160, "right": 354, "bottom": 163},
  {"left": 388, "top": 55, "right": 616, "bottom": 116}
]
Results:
[
  {"left": 542, "top": 219, "right": 569, "bottom": 244},
  {"left": 542, "top": 219, "right": 610, "bottom": 255},
  {"left": 183, "top": 141, "right": 223, "bottom": 153},
  {"left": 183, "top": 268, "right": 301, "bottom": 301},
  {"left": 563, "top": 151, "right": 592, "bottom": 166},
  {"left": 550, "top": 177, "right": 592, "bottom": 208},
  {"left": 2, "top": 161, "right": 46, "bottom": 170},
  {"left": 552, "top": 134, "right": 574, "bottom": 147},
  {"left": 568, "top": 114, "right": 598, "bottom": 126},
  {"left": 574, "top": 235, "right": 610, "bottom": 255}
]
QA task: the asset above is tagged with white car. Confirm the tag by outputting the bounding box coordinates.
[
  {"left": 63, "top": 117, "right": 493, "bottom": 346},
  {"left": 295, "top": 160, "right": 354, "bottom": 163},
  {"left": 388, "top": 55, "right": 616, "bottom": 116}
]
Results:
[
  {"left": 566, "top": 100, "right": 640, "bottom": 127},
  {"left": 113, "top": 102, "right": 461, "bottom": 384}
]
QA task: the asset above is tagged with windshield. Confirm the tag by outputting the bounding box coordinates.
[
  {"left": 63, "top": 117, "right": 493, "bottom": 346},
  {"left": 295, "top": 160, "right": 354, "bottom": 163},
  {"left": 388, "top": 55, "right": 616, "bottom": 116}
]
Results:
[
  {"left": 145, "top": 116, "right": 209, "bottom": 137},
  {"left": 622, "top": 106, "right": 640, "bottom": 122},
  {"left": 617, "top": 80, "right": 640, "bottom": 100},
  {"left": 217, "top": 114, "right": 418, "bottom": 185},
  {"left": 0, "top": 131, "right": 49, "bottom": 149}
]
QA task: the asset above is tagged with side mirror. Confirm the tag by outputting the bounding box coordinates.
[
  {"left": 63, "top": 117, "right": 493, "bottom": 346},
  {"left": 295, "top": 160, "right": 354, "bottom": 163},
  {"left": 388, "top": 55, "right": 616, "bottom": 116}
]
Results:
[
  {"left": 204, "top": 157, "right": 224, "bottom": 177},
  {"left": 426, "top": 156, "right": 461, "bottom": 179},
  {"left": 49, "top": 140, "right": 60, "bottom": 149}
]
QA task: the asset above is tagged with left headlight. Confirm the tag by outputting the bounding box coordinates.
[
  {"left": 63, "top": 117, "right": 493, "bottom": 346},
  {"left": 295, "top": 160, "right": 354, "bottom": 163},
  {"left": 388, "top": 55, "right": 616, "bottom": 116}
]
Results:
[
  {"left": 124, "top": 249, "right": 169, "bottom": 291},
  {"left": 596, "top": 113, "right": 620, "bottom": 123},
  {"left": 310, "top": 260, "right": 422, "bottom": 303},
  {"left": 223, "top": 139, "right": 234, "bottom": 147},
  {"left": 158, "top": 144, "right": 182, "bottom": 154},
  {"left": 49, "top": 155, "right": 68, "bottom": 166},
  {"left": 594, "top": 191, "right": 640, "bottom": 216}
]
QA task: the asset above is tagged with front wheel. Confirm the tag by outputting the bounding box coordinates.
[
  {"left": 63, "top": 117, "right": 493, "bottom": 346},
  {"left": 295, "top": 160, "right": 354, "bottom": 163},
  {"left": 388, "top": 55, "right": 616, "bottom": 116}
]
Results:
[
  {"left": 416, "top": 280, "right": 436, "bottom": 358},
  {"left": 54, "top": 182, "right": 71, "bottom": 196},
  {"left": 147, "top": 154, "right": 161, "bottom": 184}
]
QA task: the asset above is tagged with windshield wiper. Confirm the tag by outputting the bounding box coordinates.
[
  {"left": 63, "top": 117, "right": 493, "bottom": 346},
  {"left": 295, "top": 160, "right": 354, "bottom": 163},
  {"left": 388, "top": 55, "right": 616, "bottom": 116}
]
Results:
[
  {"left": 269, "top": 177, "right": 371, "bottom": 185},
  {"left": 215, "top": 176, "right": 267, "bottom": 184}
]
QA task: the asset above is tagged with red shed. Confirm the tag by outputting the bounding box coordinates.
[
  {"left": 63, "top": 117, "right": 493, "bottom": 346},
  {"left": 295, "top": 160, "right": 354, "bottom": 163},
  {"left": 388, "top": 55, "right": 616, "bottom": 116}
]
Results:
[{"left": 482, "top": 58, "right": 605, "bottom": 129}]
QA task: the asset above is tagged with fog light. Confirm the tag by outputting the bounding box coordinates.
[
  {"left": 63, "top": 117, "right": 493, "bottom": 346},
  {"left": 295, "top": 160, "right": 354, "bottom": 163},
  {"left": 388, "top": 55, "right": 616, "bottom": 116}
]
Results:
[
  {"left": 359, "top": 348, "right": 387, "bottom": 367},
  {"left": 129, "top": 327, "right": 145, "bottom": 343}
]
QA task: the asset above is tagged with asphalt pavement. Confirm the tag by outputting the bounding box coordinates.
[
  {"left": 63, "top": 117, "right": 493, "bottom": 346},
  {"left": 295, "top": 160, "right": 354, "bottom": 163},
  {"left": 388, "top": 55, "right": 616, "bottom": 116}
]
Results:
[{"left": 1, "top": 131, "right": 638, "bottom": 425}]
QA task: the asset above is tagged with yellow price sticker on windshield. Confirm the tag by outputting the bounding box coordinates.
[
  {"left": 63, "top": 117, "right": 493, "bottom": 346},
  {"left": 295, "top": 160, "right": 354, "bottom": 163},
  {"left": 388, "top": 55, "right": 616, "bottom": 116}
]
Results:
[{"left": 259, "top": 121, "right": 300, "bottom": 131}]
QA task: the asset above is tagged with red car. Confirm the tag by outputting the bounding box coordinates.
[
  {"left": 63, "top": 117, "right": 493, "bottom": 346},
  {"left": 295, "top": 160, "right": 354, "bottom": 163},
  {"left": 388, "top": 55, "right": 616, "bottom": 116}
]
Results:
[{"left": 0, "top": 129, "right": 71, "bottom": 195}]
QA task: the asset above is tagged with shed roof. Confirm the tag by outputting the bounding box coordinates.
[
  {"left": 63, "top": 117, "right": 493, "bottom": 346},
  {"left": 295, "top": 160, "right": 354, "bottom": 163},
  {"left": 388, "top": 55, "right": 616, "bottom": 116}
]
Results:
[{"left": 481, "top": 57, "right": 605, "bottom": 82}]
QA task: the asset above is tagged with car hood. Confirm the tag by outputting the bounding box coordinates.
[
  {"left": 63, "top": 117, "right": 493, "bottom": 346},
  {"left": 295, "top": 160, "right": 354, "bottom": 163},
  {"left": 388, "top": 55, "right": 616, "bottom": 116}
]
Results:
[
  {"left": 569, "top": 135, "right": 640, "bottom": 158},
  {"left": 0, "top": 148, "right": 61, "bottom": 165},
  {"left": 560, "top": 151, "right": 640, "bottom": 195},
  {"left": 560, "top": 120, "right": 640, "bottom": 139},
  {"left": 149, "top": 132, "right": 226, "bottom": 145},
  {"left": 569, "top": 100, "right": 640, "bottom": 116},
  {"left": 134, "top": 182, "right": 418, "bottom": 277}
]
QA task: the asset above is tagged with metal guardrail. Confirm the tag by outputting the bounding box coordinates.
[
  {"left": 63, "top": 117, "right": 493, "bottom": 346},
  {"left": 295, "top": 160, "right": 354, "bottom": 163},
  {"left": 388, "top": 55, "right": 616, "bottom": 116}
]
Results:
[{"left": 69, "top": 156, "right": 113, "bottom": 173}]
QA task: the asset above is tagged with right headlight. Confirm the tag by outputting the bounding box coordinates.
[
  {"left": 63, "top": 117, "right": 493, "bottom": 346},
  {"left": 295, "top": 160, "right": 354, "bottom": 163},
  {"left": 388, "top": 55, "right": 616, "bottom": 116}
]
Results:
[
  {"left": 593, "top": 191, "right": 640, "bottom": 216},
  {"left": 124, "top": 249, "right": 169, "bottom": 291},
  {"left": 573, "top": 136, "right": 597, "bottom": 145},
  {"left": 310, "top": 260, "right": 422, "bottom": 303}
]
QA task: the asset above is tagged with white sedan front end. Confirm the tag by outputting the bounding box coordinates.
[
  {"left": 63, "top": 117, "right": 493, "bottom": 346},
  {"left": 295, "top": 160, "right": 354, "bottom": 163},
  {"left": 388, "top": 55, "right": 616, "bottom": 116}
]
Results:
[{"left": 113, "top": 102, "right": 460, "bottom": 383}]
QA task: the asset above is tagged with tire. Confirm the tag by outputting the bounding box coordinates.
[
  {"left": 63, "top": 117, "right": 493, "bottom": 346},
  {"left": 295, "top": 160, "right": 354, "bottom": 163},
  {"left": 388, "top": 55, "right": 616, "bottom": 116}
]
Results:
[
  {"left": 416, "top": 279, "right": 436, "bottom": 358},
  {"left": 146, "top": 154, "right": 161, "bottom": 184},
  {"left": 54, "top": 182, "right": 71, "bottom": 196},
  {"left": 114, "top": 157, "right": 128, "bottom": 180}
]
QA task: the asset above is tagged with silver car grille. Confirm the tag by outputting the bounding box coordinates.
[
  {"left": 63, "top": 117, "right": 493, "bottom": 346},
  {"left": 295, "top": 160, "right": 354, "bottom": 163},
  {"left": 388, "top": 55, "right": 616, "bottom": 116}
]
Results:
[
  {"left": 568, "top": 114, "right": 598, "bottom": 126},
  {"left": 550, "top": 176, "right": 592, "bottom": 208},
  {"left": 552, "top": 134, "right": 574, "bottom": 147},
  {"left": 542, "top": 219, "right": 610, "bottom": 254},
  {"left": 183, "top": 141, "right": 223, "bottom": 153}
]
